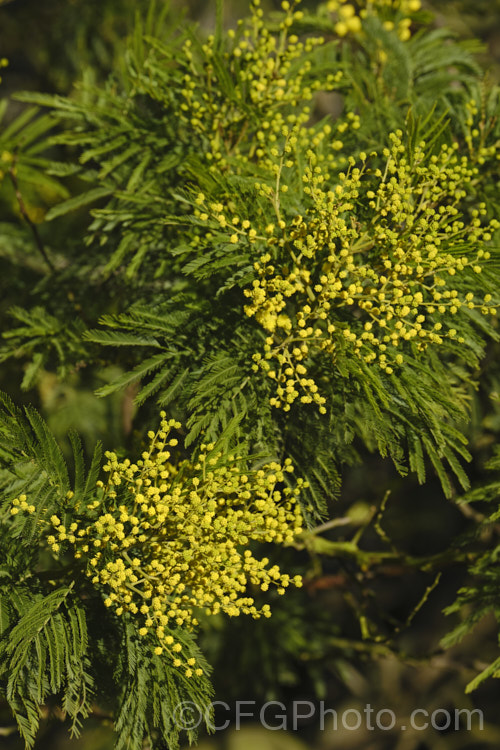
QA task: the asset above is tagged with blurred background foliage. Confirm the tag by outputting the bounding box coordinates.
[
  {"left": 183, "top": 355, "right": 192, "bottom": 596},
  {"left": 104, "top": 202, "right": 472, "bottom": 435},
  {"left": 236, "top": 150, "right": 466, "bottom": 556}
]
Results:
[
  {"left": 1, "top": 0, "right": 499, "bottom": 98},
  {"left": 1, "top": 1, "right": 500, "bottom": 749}
]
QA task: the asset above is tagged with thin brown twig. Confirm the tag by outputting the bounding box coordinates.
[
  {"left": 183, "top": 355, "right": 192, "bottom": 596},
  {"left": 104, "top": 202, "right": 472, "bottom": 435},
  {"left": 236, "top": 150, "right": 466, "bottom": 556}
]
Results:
[{"left": 9, "top": 165, "right": 55, "bottom": 272}]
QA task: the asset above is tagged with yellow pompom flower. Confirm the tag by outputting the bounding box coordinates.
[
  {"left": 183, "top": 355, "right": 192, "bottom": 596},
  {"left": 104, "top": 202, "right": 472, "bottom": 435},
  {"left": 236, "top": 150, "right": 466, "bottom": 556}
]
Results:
[{"left": 13, "top": 416, "right": 304, "bottom": 673}]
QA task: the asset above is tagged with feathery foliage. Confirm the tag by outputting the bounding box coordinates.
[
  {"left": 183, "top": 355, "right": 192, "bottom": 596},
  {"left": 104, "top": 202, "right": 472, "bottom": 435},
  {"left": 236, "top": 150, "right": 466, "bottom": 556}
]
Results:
[{"left": 2, "top": 0, "right": 500, "bottom": 746}]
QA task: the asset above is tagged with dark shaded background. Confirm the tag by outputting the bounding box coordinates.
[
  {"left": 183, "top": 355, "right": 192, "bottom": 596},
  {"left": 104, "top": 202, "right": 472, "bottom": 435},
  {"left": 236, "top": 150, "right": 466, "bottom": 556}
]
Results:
[{"left": 1, "top": 1, "right": 500, "bottom": 749}]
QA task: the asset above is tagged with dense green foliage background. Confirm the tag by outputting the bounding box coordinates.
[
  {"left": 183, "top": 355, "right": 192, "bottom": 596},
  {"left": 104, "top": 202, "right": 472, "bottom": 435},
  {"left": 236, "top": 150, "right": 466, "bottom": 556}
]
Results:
[{"left": 1, "top": 1, "right": 500, "bottom": 749}]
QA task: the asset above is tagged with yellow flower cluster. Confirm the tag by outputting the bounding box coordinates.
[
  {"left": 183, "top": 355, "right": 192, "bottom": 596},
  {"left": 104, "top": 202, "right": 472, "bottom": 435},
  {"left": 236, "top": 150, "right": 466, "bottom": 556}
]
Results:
[
  {"left": 11, "top": 415, "right": 304, "bottom": 675},
  {"left": 192, "top": 115, "right": 360, "bottom": 242},
  {"left": 463, "top": 97, "right": 500, "bottom": 166},
  {"left": 325, "top": 0, "right": 421, "bottom": 40},
  {"left": 238, "top": 129, "right": 498, "bottom": 412},
  {"left": 176, "top": 0, "right": 340, "bottom": 167},
  {"left": 325, "top": 1, "right": 363, "bottom": 36},
  {"left": 10, "top": 494, "right": 35, "bottom": 515}
]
